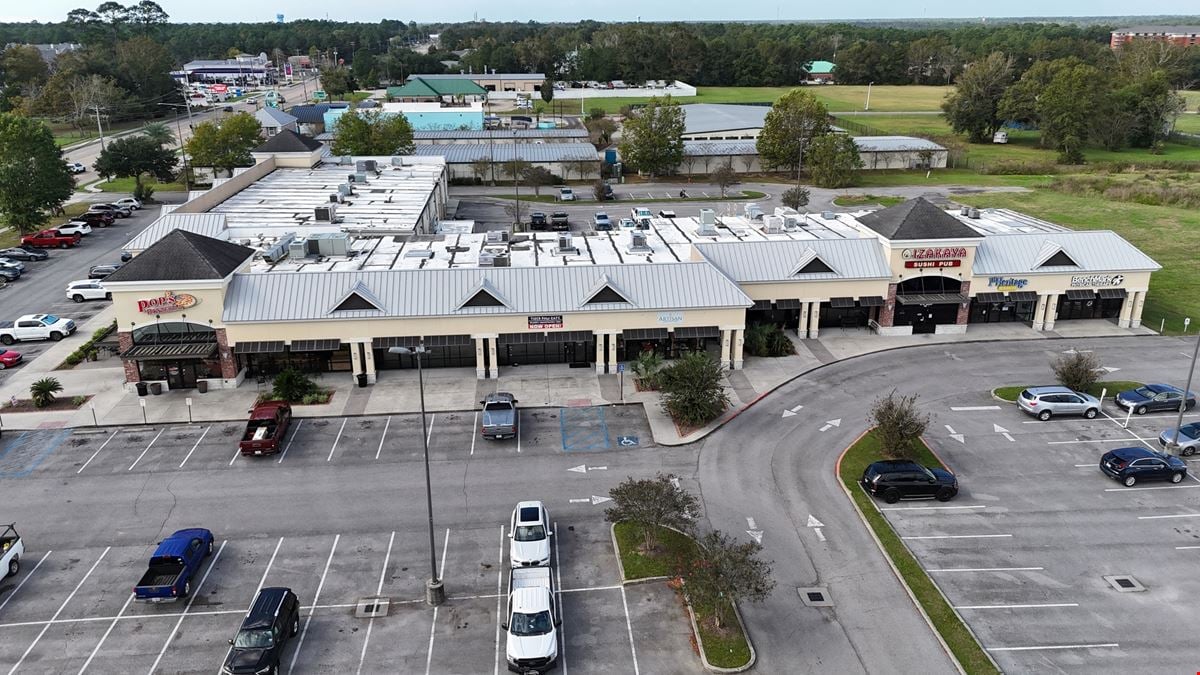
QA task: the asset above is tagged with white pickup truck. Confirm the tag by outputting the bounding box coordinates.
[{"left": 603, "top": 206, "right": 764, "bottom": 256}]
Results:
[
  {"left": 503, "top": 567, "right": 560, "bottom": 674},
  {"left": 2, "top": 523, "right": 23, "bottom": 577},
  {"left": 0, "top": 314, "right": 77, "bottom": 345}
]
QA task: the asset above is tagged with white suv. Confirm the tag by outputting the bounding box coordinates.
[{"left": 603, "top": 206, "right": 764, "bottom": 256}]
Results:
[
  {"left": 57, "top": 222, "right": 93, "bottom": 237},
  {"left": 509, "top": 501, "right": 551, "bottom": 567},
  {"left": 66, "top": 280, "right": 110, "bottom": 303}
]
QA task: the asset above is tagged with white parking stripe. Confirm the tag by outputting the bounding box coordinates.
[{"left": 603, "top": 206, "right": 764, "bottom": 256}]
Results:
[
  {"left": 471, "top": 412, "right": 478, "bottom": 456},
  {"left": 554, "top": 522, "right": 567, "bottom": 675},
  {"left": 0, "top": 550, "right": 50, "bottom": 613},
  {"left": 903, "top": 534, "right": 1013, "bottom": 540},
  {"left": 928, "top": 567, "right": 1044, "bottom": 573},
  {"left": 178, "top": 426, "right": 212, "bottom": 468},
  {"left": 356, "top": 531, "right": 395, "bottom": 675},
  {"left": 1105, "top": 484, "right": 1200, "bottom": 492},
  {"left": 289, "top": 534, "right": 339, "bottom": 673},
  {"left": 950, "top": 406, "right": 1000, "bottom": 411},
  {"left": 127, "top": 429, "right": 164, "bottom": 471},
  {"left": 954, "top": 603, "right": 1077, "bottom": 610},
  {"left": 1137, "top": 513, "right": 1200, "bottom": 520},
  {"left": 494, "top": 525, "right": 505, "bottom": 675},
  {"left": 375, "top": 416, "right": 390, "bottom": 460},
  {"left": 77, "top": 432, "right": 119, "bottom": 473},
  {"left": 426, "top": 413, "right": 436, "bottom": 446},
  {"left": 424, "top": 528, "right": 451, "bottom": 675},
  {"left": 9, "top": 547, "right": 109, "bottom": 675},
  {"left": 882, "top": 505, "right": 986, "bottom": 511},
  {"left": 988, "top": 643, "right": 1118, "bottom": 652},
  {"left": 619, "top": 584, "right": 641, "bottom": 675},
  {"left": 277, "top": 419, "right": 303, "bottom": 463},
  {"left": 1048, "top": 437, "right": 1156, "bottom": 445},
  {"left": 327, "top": 419, "right": 348, "bottom": 461},
  {"left": 79, "top": 592, "right": 135, "bottom": 673},
  {"left": 1176, "top": 546, "right": 1200, "bottom": 550},
  {"left": 148, "top": 540, "right": 226, "bottom": 675}
]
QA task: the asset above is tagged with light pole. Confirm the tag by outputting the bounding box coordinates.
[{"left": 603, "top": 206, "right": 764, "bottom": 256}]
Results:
[
  {"left": 864, "top": 82, "right": 874, "bottom": 111},
  {"left": 157, "top": 102, "right": 191, "bottom": 191},
  {"left": 389, "top": 343, "right": 445, "bottom": 605},
  {"left": 1166, "top": 333, "right": 1200, "bottom": 454}
]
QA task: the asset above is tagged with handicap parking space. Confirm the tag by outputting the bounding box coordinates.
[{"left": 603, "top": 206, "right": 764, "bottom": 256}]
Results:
[{"left": 0, "top": 428, "right": 77, "bottom": 478}]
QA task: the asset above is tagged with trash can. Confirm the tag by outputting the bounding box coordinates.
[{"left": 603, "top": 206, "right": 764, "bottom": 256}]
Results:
[
  {"left": 136, "top": 382, "right": 149, "bottom": 397},
  {"left": 356, "top": 373, "right": 368, "bottom": 388},
  {"left": 149, "top": 382, "right": 163, "bottom": 395},
  {"left": 197, "top": 380, "right": 209, "bottom": 393}
]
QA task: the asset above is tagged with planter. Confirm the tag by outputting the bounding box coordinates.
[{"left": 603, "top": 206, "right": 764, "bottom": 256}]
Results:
[
  {"left": 197, "top": 380, "right": 209, "bottom": 393},
  {"left": 149, "top": 382, "right": 163, "bottom": 395}
]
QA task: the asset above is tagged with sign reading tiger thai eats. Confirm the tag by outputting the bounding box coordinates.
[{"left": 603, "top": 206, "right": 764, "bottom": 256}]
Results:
[{"left": 137, "top": 291, "right": 199, "bottom": 314}]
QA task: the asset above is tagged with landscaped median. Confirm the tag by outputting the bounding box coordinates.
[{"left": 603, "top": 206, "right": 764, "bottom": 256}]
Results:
[
  {"left": 992, "top": 381, "right": 1144, "bottom": 403},
  {"left": 837, "top": 429, "right": 1000, "bottom": 675},
  {"left": 611, "top": 521, "right": 755, "bottom": 671}
]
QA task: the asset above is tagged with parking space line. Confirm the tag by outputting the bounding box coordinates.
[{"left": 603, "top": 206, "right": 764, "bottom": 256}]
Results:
[
  {"left": 149, "top": 540, "right": 227, "bottom": 675},
  {"left": 424, "top": 528, "right": 451, "bottom": 675},
  {"left": 494, "top": 525, "right": 504, "bottom": 675},
  {"left": 288, "top": 534, "right": 339, "bottom": 674},
  {"left": 517, "top": 413, "right": 521, "bottom": 453},
  {"left": 954, "top": 603, "right": 1077, "bottom": 610},
  {"left": 882, "top": 505, "right": 987, "bottom": 511},
  {"left": 277, "top": 419, "right": 303, "bottom": 463},
  {"left": 950, "top": 406, "right": 1001, "bottom": 411},
  {"left": 178, "top": 426, "right": 212, "bottom": 468},
  {"left": 1048, "top": 437, "right": 1157, "bottom": 445},
  {"left": 560, "top": 584, "right": 622, "bottom": 593},
  {"left": 127, "top": 429, "right": 164, "bottom": 471},
  {"left": 0, "top": 550, "right": 50, "bottom": 613},
  {"left": 427, "top": 413, "right": 436, "bottom": 446},
  {"left": 1137, "top": 512, "right": 1200, "bottom": 520},
  {"left": 79, "top": 592, "right": 135, "bottom": 673},
  {"left": 9, "top": 547, "right": 109, "bottom": 675},
  {"left": 1105, "top": 484, "right": 1200, "bottom": 491},
  {"left": 619, "top": 584, "right": 641, "bottom": 675},
  {"left": 903, "top": 534, "right": 1012, "bottom": 540},
  {"left": 928, "top": 567, "right": 1044, "bottom": 573},
  {"left": 327, "top": 419, "right": 348, "bottom": 462},
  {"left": 471, "top": 412, "right": 478, "bottom": 456},
  {"left": 375, "top": 416, "right": 390, "bottom": 460},
  {"left": 77, "top": 432, "right": 118, "bottom": 473},
  {"left": 987, "top": 643, "right": 1118, "bottom": 652},
  {"left": 356, "top": 531, "right": 395, "bottom": 675},
  {"left": 554, "top": 522, "right": 567, "bottom": 675},
  {"left": 1175, "top": 546, "right": 1200, "bottom": 550}
]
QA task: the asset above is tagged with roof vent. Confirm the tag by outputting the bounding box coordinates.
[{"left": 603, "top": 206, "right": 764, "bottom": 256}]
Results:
[
  {"left": 404, "top": 249, "right": 435, "bottom": 259},
  {"left": 821, "top": 211, "right": 836, "bottom": 220},
  {"left": 556, "top": 233, "right": 579, "bottom": 255},
  {"left": 485, "top": 230, "right": 510, "bottom": 244},
  {"left": 968, "top": 208, "right": 980, "bottom": 219},
  {"left": 960, "top": 206, "right": 970, "bottom": 216},
  {"left": 627, "top": 231, "right": 652, "bottom": 253}
]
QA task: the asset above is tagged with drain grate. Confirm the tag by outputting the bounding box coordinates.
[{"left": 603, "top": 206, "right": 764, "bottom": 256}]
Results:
[
  {"left": 355, "top": 596, "right": 391, "bottom": 618},
  {"left": 797, "top": 587, "right": 833, "bottom": 607},
  {"left": 1103, "top": 575, "right": 1145, "bottom": 593}
]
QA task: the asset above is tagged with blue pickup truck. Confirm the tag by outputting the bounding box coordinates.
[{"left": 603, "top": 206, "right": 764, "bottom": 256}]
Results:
[{"left": 134, "top": 528, "right": 214, "bottom": 602}]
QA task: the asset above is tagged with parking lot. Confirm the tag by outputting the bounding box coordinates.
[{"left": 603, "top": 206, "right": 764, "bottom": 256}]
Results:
[{"left": 885, "top": 385, "right": 1200, "bottom": 672}]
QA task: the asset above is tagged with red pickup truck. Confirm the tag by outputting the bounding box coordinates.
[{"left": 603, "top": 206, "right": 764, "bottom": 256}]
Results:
[
  {"left": 21, "top": 229, "right": 81, "bottom": 249},
  {"left": 239, "top": 402, "right": 292, "bottom": 456}
]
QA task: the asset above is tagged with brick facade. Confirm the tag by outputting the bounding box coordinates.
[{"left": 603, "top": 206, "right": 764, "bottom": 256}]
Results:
[
  {"left": 214, "top": 328, "right": 238, "bottom": 379},
  {"left": 955, "top": 280, "right": 971, "bottom": 324},
  {"left": 877, "top": 283, "right": 898, "bottom": 327},
  {"left": 118, "top": 331, "right": 139, "bottom": 383}
]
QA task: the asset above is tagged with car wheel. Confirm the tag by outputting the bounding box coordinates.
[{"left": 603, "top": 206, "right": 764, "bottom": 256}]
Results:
[
  {"left": 1135, "top": 405, "right": 1148, "bottom": 415},
  {"left": 1172, "top": 472, "right": 1185, "bottom": 484},
  {"left": 59, "top": 243, "right": 68, "bottom": 249},
  {"left": 0, "top": 336, "right": 12, "bottom": 345},
  {"left": 104, "top": 293, "right": 111, "bottom": 300},
  {"left": 1084, "top": 408, "right": 1098, "bottom": 419},
  {"left": 1181, "top": 402, "right": 1188, "bottom": 413},
  {"left": 182, "top": 580, "right": 191, "bottom": 597},
  {"left": 207, "top": 540, "right": 214, "bottom": 555},
  {"left": 49, "top": 332, "right": 62, "bottom": 341},
  {"left": 6, "top": 556, "right": 17, "bottom": 577},
  {"left": 935, "top": 488, "right": 955, "bottom": 502},
  {"left": 1038, "top": 410, "right": 1052, "bottom": 421},
  {"left": 291, "top": 615, "right": 299, "bottom": 636},
  {"left": 1124, "top": 475, "right": 1137, "bottom": 487},
  {"left": 72, "top": 294, "right": 84, "bottom": 303},
  {"left": 1184, "top": 447, "right": 1196, "bottom": 457},
  {"left": 882, "top": 488, "right": 901, "bottom": 504},
  {"left": 0, "top": 363, "right": 6, "bottom": 370}
]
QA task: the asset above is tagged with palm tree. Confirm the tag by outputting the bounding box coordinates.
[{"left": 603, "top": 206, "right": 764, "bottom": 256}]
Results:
[
  {"left": 142, "top": 122, "right": 175, "bottom": 149},
  {"left": 30, "top": 377, "right": 63, "bottom": 409}
]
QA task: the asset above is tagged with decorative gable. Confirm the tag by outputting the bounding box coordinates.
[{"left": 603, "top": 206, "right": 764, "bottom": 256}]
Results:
[
  {"left": 582, "top": 274, "right": 633, "bottom": 307},
  {"left": 328, "top": 281, "right": 384, "bottom": 313},
  {"left": 1034, "top": 241, "right": 1079, "bottom": 268},
  {"left": 790, "top": 248, "right": 837, "bottom": 276},
  {"left": 456, "top": 278, "right": 509, "bottom": 310}
]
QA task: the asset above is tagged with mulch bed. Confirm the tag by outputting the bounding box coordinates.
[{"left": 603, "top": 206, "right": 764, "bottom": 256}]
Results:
[{"left": 3, "top": 395, "right": 93, "bottom": 413}]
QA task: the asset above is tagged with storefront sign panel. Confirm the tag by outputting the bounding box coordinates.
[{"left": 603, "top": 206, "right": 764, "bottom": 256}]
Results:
[
  {"left": 901, "top": 247, "right": 968, "bottom": 260},
  {"left": 904, "top": 260, "right": 961, "bottom": 269},
  {"left": 657, "top": 312, "right": 684, "bottom": 325},
  {"left": 528, "top": 315, "right": 563, "bottom": 329},
  {"left": 1070, "top": 274, "right": 1124, "bottom": 287},
  {"left": 136, "top": 291, "right": 199, "bottom": 314},
  {"left": 987, "top": 276, "right": 1029, "bottom": 290}
]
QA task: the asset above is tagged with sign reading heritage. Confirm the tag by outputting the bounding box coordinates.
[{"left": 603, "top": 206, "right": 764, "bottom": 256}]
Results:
[
  {"left": 905, "top": 260, "right": 961, "bottom": 269},
  {"left": 901, "top": 247, "right": 968, "bottom": 260},
  {"left": 1070, "top": 274, "right": 1124, "bottom": 287},
  {"left": 988, "top": 276, "right": 1029, "bottom": 290},
  {"left": 528, "top": 315, "right": 563, "bottom": 329},
  {"left": 136, "top": 291, "right": 199, "bottom": 314}
]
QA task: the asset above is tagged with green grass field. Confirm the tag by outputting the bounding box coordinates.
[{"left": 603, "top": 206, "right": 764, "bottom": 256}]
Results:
[
  {"left": 993, "top": 381, "right": 1145, "bottom": 402},
  {"left": 94, "top": 176, "right": 185, "bottom": 193},
  {"left": 1174, "top": 113, "right": 1200, "bottom": 134},
  {"left": 574, "top": 85, "right": 952, "bottom": 114}
]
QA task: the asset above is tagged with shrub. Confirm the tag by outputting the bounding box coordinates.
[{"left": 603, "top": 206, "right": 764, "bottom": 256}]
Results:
[
  {"left": 744, "top": 324, "right": 795, "bottom": 357},
  {"left": 781, "top": 186, "right": 810, "bottom": 209},
  {"left": 65, "top": 353, "right": 82, "bottom": 366},
  {"left": 71, "top": 395, "right": 88, "bottom": 406},
  {"left": 272, "top": 368, "right": 317, "bottom": 402},
  {"left": 30, "top": 377, "right": 64, "bottom": 408},
  {"left": 1052, "top": 349, "right": 1101, "bottom": 393},
  {"left": 659, "top": 351, "right": 730, "bottom": 427},
  {"left": 631, "top": 351, "right": 664, "bottom": 390},
  {"left": 980, "top": 160, "right": 1060, "bottom": 175},
  {"left": 869, "top": 390, "right": 931, "bottom": 459},
  {"left": 301, "top": 392, "right": 326, "bottom": 405}
]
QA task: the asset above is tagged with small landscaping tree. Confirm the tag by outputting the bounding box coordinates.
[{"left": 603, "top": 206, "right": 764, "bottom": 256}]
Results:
[
  {"left": 470, "top": 158, "right": 492, "bottom": 185},
  {"left": 781, "top": 186, "right": 810, "bottom": 210},
  {"left": 869, "top": 389, "right": 931, "bottom": 459},
  {"left": 272, "top": 368, "right": 317, "bottom": 402},
  {"left": 679, "top": 530, "right": 775, "bottom": 629},
  {"left": 631, "top": 351, "right": 663, "bottom": 390},
  {"left": 1052, "top": 349, "right": 1102, "bottom": 393},
  {"left": 30, "top": 377, "right": 63, "bottom": 408},
  {"left": 806, "top": 134, "right": 864, "bottom": 188},
  {"left": 521, "top": 165, "right": 555, "bottom": 196},
  {"left": 744, "top": 324, "right": 796, "bottom": 357},
  {"left": 592, "top": 179, "right": 608, "bottom": 201},
  {"left": 659, "top": 351, "right": 730, "bottom": 427},
  {"left": 605, "top": 473, "right": 698, "bottom": 552},
  {"left": 711, "top": 165, "right": 737, "bottom": 197}
]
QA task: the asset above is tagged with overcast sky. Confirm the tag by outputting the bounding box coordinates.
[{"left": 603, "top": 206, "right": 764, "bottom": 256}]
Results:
[{"left": 4, "top": 1, "right": 1194, "bottom": 23}]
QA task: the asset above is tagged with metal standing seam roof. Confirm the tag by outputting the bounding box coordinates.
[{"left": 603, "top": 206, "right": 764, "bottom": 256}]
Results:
[
  {"left": 388, "top": 76, "right": 488, "bottom": 98},
  {"left": 255, "top": 107, "right": 298, "bottom": 126},
  {"left": 126, "top": 213, "right": 229, "bottom": 252},
  {"left": 412, "top": 143, "right": 599, "bottom": 163},
  {"left": 680, "top": 104, "right": 769, "bottom": 135},
  {"left": 413, "top": 73, "right": 547, "bottom": 81},
  {"left": 693, "top": 239, "right": 892, "bottom": 283},
  {"left": 972, "top": 231, "right": 1161, "bottom": 275},
  {"left": 413, "top": 128, "right": 589, "bottom": 140},
  {"left": 852, "top": 136, "right": 946, "bottom": 152},
  {"left": 222, "top": 263, "right": 751, "bottom": 322}
]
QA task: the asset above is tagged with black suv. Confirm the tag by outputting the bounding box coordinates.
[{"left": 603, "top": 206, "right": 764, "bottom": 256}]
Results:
[
  {"left": 861, "top": 460, "right": 958, "bottom": 503},
  {"left": 530, "top": 212, "right": 548, "bottom": 230},
  {"left": 77, "top": 211, "right": 114, "bottom": 227},
  {"left": 223, "top": 587, "right": 300, "bottom": 675}
]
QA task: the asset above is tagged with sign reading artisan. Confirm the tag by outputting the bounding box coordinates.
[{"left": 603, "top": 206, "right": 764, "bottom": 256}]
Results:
[
  {"left": 136, "top": 290, "right": 199, "bottom": 314},
  {"left": 902, "top": 247, "right": 967, "bottom": 269}
]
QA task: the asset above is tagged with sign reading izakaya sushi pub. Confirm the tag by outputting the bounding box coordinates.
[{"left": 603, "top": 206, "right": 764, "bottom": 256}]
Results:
[{"left": 137, "top": 290, "right": 199, "bottom": 314}]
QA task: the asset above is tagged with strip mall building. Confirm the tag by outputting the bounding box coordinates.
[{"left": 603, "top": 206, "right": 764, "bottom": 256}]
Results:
[{"left": 103, "top": 144, "right": 1160, "bottom": 391}]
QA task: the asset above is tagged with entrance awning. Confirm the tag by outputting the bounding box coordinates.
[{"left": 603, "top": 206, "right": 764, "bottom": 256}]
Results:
[
  {"left": 974, "top": 292, "right": 1005, "bottom": 303},
  {"left": 121, "top": 342, "right": 217, "bottom": 361},
  {"left": 289, "top": 339, "right": 342, "bottom": 351},
  {"left": 373, "top": 336, "right": 421, "bottom": 349},
  {"left": 858, "top": 296, "right": 886, "bottom": 307},
  {"left": 829, "top": 297, "right": 856, "bottom": 309},
  {"left": 750, "top": 300, "right": 772, "bottom": 310},
  {"left": 545, "top": 331, "right": 592, "bottom": 342},
  {"left": 774, "top": 299, "right": 803, "bottom": 309},
  {"left": 1008, "top": 291, "right": 1038, "bottom": 302},
  {"left": 234, "top": 341, "right": 285, "bottom": 354},
  {"left": 624, "top": 328, "right": 669, "bottom": 340},
  {"left": 499, "top": 332, "right": 545, "bottom": 344},
  {"left": 673, "top": 326, "right": 720, "bottom": 339},
  {"left": 1099, "top": 288, "right": 1128, "bottom": 300},
  {"left": 896, "top": 293, "right": 967, "bottom": 305},
  {"left": 424, "top": 334, "right": 472, "bottom": 347},
  {"left": 1065, "top": 290, "right": 1094, "bottom": 301}
]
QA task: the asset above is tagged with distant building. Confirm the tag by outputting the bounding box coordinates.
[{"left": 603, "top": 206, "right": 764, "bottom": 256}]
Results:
[
  {"left": 175, "top": 53, "right": 272, "bottom": 84},
  {"left": 1110, "top": 25, "right": 1200, "bottom": 49},
  {"left": 323, "top": 101, "right": 485, "bottom": 133},
  {"left": 386, "top": 76, "right": 488, "bottom": 102},
  {"left": 255, "top": 107, "right": 299, "bottom": 137},
  {"left": 806, "top": 61, "right": 836, "bottom": 83},
  {"left": 680, "top": 104, "right": 770, "bottom": 141},
  {"left": 675, "top": 136, "right": 947, "bottom": 174},
  {"left": 5, "top": 42, "right": 80, "bottom": 64},
  {"left": 412, "top": 143, "right": 600, "bottom": 181},
  {"left": 408, "top": 72, "right": 546, "bottom": 94}
]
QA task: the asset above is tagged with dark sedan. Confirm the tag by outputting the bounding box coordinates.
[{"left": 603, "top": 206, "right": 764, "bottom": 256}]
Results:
[
  {"left": 1100, "top": 446, "right": 1187, "bottom": 487},
  {"left": 1115, "top": 383, "right": 1197, "bottom": 415},
  {"left": 861, "top": 459, "right": 958, "bottom": 503},
  {"left": 0, "top": 247, "right": 48, "bottom": 261}
]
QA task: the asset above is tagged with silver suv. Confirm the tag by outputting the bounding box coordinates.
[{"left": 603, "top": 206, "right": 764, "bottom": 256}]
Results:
[{"left": 1017, "top": 386, "right": 1100, "bottom": 421}]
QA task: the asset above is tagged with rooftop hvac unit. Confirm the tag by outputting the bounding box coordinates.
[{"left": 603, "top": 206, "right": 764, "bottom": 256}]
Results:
[
  {"left": 355, "top": 160, "right": 367, "bottom": 172},
  {"left": 363, "top": 159, "right": 378, "bottom": 173},
  {"left": 627, "top": 231, "right": 652, "bottom": 253},
  {"left": 697, "top": 220, "right": 718, "bottom": 236},
  {"left": 317, "top": 232, "right": 349, "bottom": 256},
  {"left": 782, "top": 215, "right": 802, "bottom": 230},
  {"left": 261, "top": 232, "right": 296, "bottom": 263},
  {"left": 404, "top": 249, "right": 435, "bottom": 259},
  {"left": 337, "top": 183, "right": 353, "bottom": 197},
  {"left": 762, "top": 215, "right": 784, "bottom": 234},
  {"left": 355, "top": 172, "right": 367, "bottom": 183},
  {"left": 699, "top": 208, "right": 716, "bottom": 226},
  {"left": 556, "top": 233, "right": 578, "bottom": 255},
  {"left": 491, "top": 253, "right": 510, "bottom": 267},
  {"left": 329, "top": 193, "right": 339, "bottom": 203},
  {"left": 339, "top": 155, "right": 352, "bottom": 165},
  {"left": 960, "top": 206, "right": 970, "bottom": 216},
  {"left": 288, "top": 239, "right": 308, "bottom": 259},
  {"left": 347, "top": 173, "right": 358, "bottom": 183},
  {"left": 968, "top": 208, "right": 981, "bottom": 219},
  {"left": 391, "top": 156, "right": 405, "bottom": 166},
  {"left": 821, "top": 211, "right": 835, "bottom": 220},
  {"left": 743, "top": 202, "right": 760, "bottom": 217},
  {"left": 314, "top": 203, "right": 338, "bottom": 222},
  {"left": 485, "top": 230, "right": 510, "bottom": 244},
  {"left": 478, "top": 252, "right": 494, "bottom": 267}
]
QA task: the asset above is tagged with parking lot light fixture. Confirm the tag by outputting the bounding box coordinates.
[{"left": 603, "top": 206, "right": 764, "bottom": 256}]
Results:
[
  {"left": 389, "top": 344, "right": 445, "bottom": 605},
  {"left": 1168, "top": 334, "right": 1200, "bottom": 453}
]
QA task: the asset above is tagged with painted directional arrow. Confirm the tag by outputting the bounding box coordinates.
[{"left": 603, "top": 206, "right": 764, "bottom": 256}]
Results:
[
  {"left": 819, "top": 419, "right": 842, "bottom": 432},
  {"left": 591, "top": 495, "right": 612, "bottom": 505},
  {"left": 993, "top": 424, "right": 1015, "bottom": 442},
  {"left": 781, "top": 404, "right": 804, "bottom": 418},
  {"left": 1100, "top": 366, "right": 1121, "bottom": 373},
  {"left": 746, "top": 530, "right": 764, "bottom": 544},
  {"left": 568, "top": 465, "right": 608, "bottom": 473},
  {"left": 806, "top": 514, "right": 825, "bottom": 528},
  {"left": 950, "top": 434, "right": 965, "bottom": 443}
]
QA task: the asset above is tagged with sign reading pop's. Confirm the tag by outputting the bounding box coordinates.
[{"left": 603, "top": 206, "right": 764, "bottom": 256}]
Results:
[{"left": 137, "top": 290, "right": 199, "bottom": 314}]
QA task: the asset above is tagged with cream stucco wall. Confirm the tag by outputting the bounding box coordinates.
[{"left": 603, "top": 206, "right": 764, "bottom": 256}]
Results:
[
  {"left": 739, "top": 279, "right": 891, "bottom": 302},
  {"left": 970, "top": 270, "right": 1152, "bottom": 295},
  {"left": 111, "top": 284, "right": 229, "bottom": 332}
]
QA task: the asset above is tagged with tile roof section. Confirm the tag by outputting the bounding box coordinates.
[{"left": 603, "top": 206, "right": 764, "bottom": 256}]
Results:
[
  {"left": 694, "top": 238, "right": 892, "bottom": 282},
  {"left": 973, "top": 231, "right": 1161, "bottom": 275},
  {"left": 106, "top": 231, "right": 254, "bottom": 283},
  {"left": 856, "top": 197, "right": 983, "bottom": 241}
]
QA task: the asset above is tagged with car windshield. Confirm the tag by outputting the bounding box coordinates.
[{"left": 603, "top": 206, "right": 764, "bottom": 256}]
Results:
[
  {"left": 42, "top": 315, "right": 59, "bottom": 324},
  {"left": 1135, "top": 387, "right": 1156, "bottom": 398},
  {"left": 484, "top": 402, "right": 512, "bottom": 411},
  {"left": 1181, "top": 424, "right": 1200, "bottom": 439},
  {"left": 233, "top": 629, "right": 273, "bottom": 648},
  {"left": 515, "top": 524, "right": 546, "bottom": 542},
  {"left": 510, "top": 610, "right": 553, "bottom": 636}
]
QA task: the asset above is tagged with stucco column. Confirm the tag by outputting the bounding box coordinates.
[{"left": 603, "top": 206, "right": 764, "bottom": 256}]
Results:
[
  {"left": 487, "top": 337, "right": 499, "bottom": 379},
  {"left": 361, "top": 342, "right": 377, "bottom": 384},
  {"left": 350, "top": 341, "right": 364, "bottom": 381},
  {"left": 1043, "top": 293, "right": 1059, "bottom": 331},
  {"left": 732, "top": 328, "right": 745, "bottom": 370},
  {"left": 607, "top": 332, "right": 619, "bottom": 372},
  {"left": 214, "top": 328, "right": 238, "bottom": 379},
  {"left": 720, "top": 328, "right": 732, "bottom": 369},
  {"left": 1118, "top": 292, "right": 1135, "bottom": 328},
  {"left": 877, "top": 283, "right": 898, "bottom": 328},
  {"left": 1130, "top": 291, "right": 1146, "bottom": 328},
  {"left": 474, "top": 337, "right": 487, "bottom": 379},
  {"left": 798, "top": 301, "right": 810, "bottom": 338},
  {"left": 119, "top": 331, "right": 139, "bottom": 384},
  {"left": 807, "top": 301, "right": 820, "bottom": 339},
  {"left": 955, "top": 281, "right": 971, "bottom": 325},
  {"left": 1032, "top": 294, "right": 1048, "bottom": 331},
  {"left": 594, "top": 333, "right": 606, "bottom": 374}
]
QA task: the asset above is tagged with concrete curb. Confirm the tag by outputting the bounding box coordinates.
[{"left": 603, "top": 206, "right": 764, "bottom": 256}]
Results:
[
  {"left": 685, "top": 597, "right": 756, "bottom": 673},
  {"left": 608, "top": 523, "right": 672, "bottom": 587}
]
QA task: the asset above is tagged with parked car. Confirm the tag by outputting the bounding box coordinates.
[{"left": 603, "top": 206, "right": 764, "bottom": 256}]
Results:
[
  {"left": 1017, "top": 386, "right": 1101, "bottom": 421},
  {"left": 222, "top": 587, "right": 300, "bottom": 675},
  {"left": 630, "top": 207, "right": 652, "bottom": 221},
  {"left": 20, "top": 230, "right": 80, "bottom": 249},
  {"left": 0, "top": 314, "right": 77, "bottom": 344},
  {"left": 658, "top": 209, "right": 677, "bottom": 218},
  {"left": 0, "top": 348, "right": 24, "bottom": 370},
  {"left": 66, "top": 280, "right": 110, "bottom": 303},
  {"left": 240, "top": 402, "right": 293, "bottom": 456},
  {"left": 1100, "top": 446, "right": 1187, "bottom": 487},
  {"left": 530, "top": 212, "right": 548, "bottom": 230},
  {"left": 0, "top": 258, "right": 26, "bottom": 273},
  {"left": 0, "top": 266, "right": 20, "bottom": 283},
  {"left": 87, "top": 203, "right": 131, "bottom": 218},
  {"left": 481, "top": 392, "right": 519, "bottom": 440},
  {"left": 134, "top": 528, "right": 214, "bottom": 601},
  {"left": 503, "top": 567, "right": 559, "bottom": 674},
  {"left": 57, "top": 221, "right": 93, "bottom": 237},
  {"left": 66, "top": 162, "right": 87, "bottom": 174},
  {"left": 593, "top": 212, "right": 612, "bottom": 231},
  {"left": 601, "top": 183, "right": 614, "bottom": 200},
  {"left": 1, "top": 523, "right": 23, "bottom": 577},
  {"left": 618, "top": 218, "right": 636, "bottom": 229},
  {"left": 1159, "top": 422, "right": 1200, "bottom": 456},
  {"left": 1115, "top": 383, "right": 1198, "bottom": 415},
  {"left": 89, "top": 263, "right": 122, "bottom": 279},
  {"left": 0, "top": 248, "right": 47, "bottom": 261},
  {"left": 509, "top": 501, "right": 551, "bottom": 568},
  {"left": 550, "top": 212, "right": 569, "bottom": 231},
  {"left": 558, "top": 187, "right": 575, "bottom": 202},
  {"left": 861, "top": 459, "right": 958, "bottom": 504},
  {"left": 76, "top": 211, "right": 115, "bottom": 227},
  {"left": 113, "top": 197, "right": 142, "bottom": 210}
]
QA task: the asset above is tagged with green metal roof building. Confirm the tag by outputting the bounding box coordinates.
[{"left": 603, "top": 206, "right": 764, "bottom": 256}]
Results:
[{"left": 387, "top": 76, "right": 488, "bottom": 101}]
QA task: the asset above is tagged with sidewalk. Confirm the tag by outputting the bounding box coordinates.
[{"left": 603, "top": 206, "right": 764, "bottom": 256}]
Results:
[{"left": 0, "top": 319, "right": 1157, "bottom": 442}]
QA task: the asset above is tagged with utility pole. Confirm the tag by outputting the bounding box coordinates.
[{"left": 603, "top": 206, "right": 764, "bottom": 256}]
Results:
[{"left": 89, "top": 106, "right": 107, "bottom": 151}]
